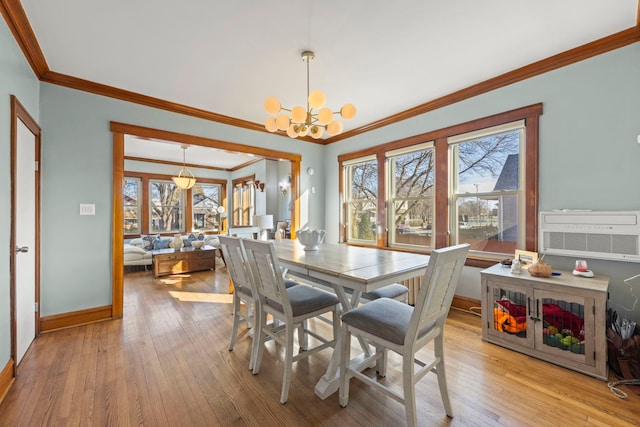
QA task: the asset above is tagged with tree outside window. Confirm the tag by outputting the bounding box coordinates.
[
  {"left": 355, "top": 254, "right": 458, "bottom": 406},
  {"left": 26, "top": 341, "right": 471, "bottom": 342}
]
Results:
[
  {"left": 388, "top": 145, "right": 434, "bottom": 248},
  {"left": 150, "top": 180, "right": 184, "bottom": 233},
  {"left": 345, "top": 158, "right": 377, "bottom": 243},
  {"left": 123, "top": 177, "right": 141, "bottom": 234},
  {"left": 451, "top": 125, "right": 522, "bottom": 255}
]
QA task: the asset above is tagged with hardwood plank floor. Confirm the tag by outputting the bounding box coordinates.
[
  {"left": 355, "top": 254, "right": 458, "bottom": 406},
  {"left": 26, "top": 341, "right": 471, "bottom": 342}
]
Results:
[{"left": 0, "top": 265, "right": 637, "bottom": 426}]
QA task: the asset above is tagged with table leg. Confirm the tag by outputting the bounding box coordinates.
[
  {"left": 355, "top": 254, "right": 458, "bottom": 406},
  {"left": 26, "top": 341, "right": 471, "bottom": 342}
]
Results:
[{"left": 314, "top": 285, "right": 374, "bottom": 399}]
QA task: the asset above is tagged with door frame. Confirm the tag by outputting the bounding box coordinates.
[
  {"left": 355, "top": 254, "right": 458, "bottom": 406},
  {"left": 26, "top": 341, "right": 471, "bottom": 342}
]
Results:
[
  {"left": 10, "top": 95, "right": 41, "bottom": 375},
  {"left": 110, "top": 122, "right": 301, "bottom": 317}
]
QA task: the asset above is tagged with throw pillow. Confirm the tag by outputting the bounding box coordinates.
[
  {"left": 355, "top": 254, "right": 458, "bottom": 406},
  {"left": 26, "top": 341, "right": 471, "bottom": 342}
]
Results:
[
  {"left": 141, "top": 234, "right": 160, "bottom": 251},
  {"left": 153, "top": 238, "right": 171, "bottom": 250}
]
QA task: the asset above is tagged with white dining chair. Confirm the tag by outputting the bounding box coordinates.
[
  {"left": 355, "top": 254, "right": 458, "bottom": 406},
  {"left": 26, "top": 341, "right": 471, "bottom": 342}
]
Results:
[
  {"left": 338, "top": 243, "right": 470, "bottom": 426},
  {"left": 219, "top": 236, "right": 259, "bottom": 371},
  {"left": 243, "top": 238, "right": 341, "bottom": 404}
]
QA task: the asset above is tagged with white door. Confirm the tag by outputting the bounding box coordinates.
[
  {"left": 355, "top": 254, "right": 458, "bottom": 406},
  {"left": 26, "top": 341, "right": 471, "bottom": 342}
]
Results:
[{"left": 15, "top": 117, "right": 37, "bottom": 365}]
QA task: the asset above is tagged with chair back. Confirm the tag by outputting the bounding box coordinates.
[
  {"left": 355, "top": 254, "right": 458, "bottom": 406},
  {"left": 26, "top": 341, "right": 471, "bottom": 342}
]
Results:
[
  {"left": 219, "top": 236, "right": 254, "bottom": 295},
  {"left": 407, "top": 244, "right": 470, "bottom": 344},
  {"left": 242, "top": 239, "right": 291, "bottom": 315}
]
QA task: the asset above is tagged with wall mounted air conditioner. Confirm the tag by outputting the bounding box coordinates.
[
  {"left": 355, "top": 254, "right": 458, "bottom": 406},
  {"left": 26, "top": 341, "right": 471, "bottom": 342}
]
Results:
[{"left": 539, "top": 210, "right": 640, "bottom": 262}]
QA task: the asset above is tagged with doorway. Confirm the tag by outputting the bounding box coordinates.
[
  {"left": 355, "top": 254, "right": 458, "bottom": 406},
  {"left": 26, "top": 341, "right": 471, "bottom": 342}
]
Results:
[
  {"left": 10, "top": 95, "right": 41, "bottom": 375},
  {"left": 110, "top": 122, "right": 301, "bottom": 317}
]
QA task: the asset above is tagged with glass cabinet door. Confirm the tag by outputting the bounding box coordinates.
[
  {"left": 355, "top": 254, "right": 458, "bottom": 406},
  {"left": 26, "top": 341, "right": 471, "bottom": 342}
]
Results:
[
  {"left": 533, "top": 289, "right": 595, "bottom": 367},
  {"left": 486, "top": 279, "right": 534, "bottom": 349}
]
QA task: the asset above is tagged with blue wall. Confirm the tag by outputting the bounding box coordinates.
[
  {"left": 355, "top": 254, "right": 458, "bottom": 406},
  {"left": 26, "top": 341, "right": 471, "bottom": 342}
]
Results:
[
  {"left": 0, "top": 18, "right": 40, "bottom": 369},
  {"left": 2, "top": 16, "right": 640, "bottom": 380},
  {"left": 325, "top": 43, "right": 640, "bottom": 321}
]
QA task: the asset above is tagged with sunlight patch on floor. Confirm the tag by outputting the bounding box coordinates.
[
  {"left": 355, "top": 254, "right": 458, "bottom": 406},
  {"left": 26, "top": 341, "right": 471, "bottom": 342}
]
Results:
[{"left": 168, "top": 290, "right": 233, "bottom": 304}]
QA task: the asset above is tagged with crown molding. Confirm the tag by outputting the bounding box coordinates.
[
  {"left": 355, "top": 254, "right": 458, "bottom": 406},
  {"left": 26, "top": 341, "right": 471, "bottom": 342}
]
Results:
[
  {"left": 0, "top": 0, "right": 49, "bottom": 76},
  {"left": 3, "top": 0, "right": 639, "bottom": 144},
  {"left": 325, "top": 26, "right": 640, "bottom": 144}
]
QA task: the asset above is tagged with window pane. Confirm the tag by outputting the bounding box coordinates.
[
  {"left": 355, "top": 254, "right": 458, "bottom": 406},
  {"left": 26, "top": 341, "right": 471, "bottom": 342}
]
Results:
[
  {"left": 345, "top": 160, "right": 377, "bottom": 243},
  {"left": 150, "top": 180, "right": 184, "bottom": 233},
  {"left": 123, "top": 177, "right": 141, "bottom": 234},
  {"left": 453, "top": 128, "right": 521, "bottom": 254},
  {"left": 232, "top": 180, "right": 255, "bottom": 226},
  {"left": 389, "top": 148, "right": 434, "bottom": 248},
  {"left": 192, "top": 183, "right": 222, "bottom": 232}
]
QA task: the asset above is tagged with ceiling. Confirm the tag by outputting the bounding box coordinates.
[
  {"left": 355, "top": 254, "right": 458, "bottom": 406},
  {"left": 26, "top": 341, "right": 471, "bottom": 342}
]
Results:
[{"left": 15, "top": 1, "right": 639, "bottom": 166}]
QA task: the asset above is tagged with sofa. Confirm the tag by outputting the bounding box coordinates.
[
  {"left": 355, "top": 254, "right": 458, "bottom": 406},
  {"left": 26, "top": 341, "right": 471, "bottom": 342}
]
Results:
[{"left": 124, "top": 233, "right": 222, "bottom": 268}]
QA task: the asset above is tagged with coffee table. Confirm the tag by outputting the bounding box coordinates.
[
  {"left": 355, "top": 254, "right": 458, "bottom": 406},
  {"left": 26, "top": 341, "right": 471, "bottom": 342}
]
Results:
[{"left": 152, "top": 246, "right": 217, "bottom": 278}]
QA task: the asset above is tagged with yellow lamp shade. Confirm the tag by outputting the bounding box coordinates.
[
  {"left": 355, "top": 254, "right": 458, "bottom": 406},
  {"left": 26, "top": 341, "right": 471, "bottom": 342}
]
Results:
[
  {"left": 264, "top": 97, "right": 281, "bottom": 114},
  {"left": 326, "top": 120, "right": 344, "bottom": 136},
  {"left": 265, "top": 117, "right": 278, "bottom": 132},
  {"left": 297, "top": 125, "right": 309, "bottom": 137},
  {"left": 317, "top": 108, "right": 333, "bottom": 125},
  {"left": 340, "top": 103, "right": 356, "bottom": 119},
  {"left": 291, "top": 106, "right": 306, "bottom": 123},
  {"left": 276, "top": 114, "right": 290, "bottom": 131},
  {"left": 308, "top": 90, "right": 326, "bottom": 109},
  {"left": 286, "top": 124, "right": 298, "bottom": 138},
  {"left": 310, "top": 125, "right": 323, "bottom": 139}
]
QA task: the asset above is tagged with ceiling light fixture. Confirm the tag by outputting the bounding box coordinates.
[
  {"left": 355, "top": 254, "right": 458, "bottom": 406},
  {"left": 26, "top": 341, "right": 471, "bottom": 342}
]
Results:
[
  {"left": 264, "top": 50, "right": 356, "bottom": 139},
  {"left": 172, "top": 145, "right": 196, "bottom": 190}
]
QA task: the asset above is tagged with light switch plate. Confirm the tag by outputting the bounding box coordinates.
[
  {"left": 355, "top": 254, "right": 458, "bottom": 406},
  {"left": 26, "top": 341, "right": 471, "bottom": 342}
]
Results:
[{"left": 80, "top": 204, "right": 96, "bottom": 215}]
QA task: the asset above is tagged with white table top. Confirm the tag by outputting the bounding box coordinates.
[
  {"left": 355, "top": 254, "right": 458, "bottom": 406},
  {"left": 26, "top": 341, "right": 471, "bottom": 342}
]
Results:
[{"left": 271, "top": 240, "right": 430, "bottom": 293}]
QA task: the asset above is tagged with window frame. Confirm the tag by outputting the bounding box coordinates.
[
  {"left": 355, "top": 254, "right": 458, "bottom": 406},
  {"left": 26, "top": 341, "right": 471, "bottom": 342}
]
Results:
[
  {"left": 123, "top": 171, "right": 227, "bottom": 236},
  {"left": 343, "top": 155, "right": 378, "bottom": 245},
  {"left": 448, "top": 121, "right": 525, "bottom": 257},
  {"left": 338, "top": 103, "right": 541, "bottom": 268},
  {"left": 232, "top": 175, "right": 256, "bottom": 227},
  {"left": 123, "top": 177, "right": 142, "bottom": 235}
]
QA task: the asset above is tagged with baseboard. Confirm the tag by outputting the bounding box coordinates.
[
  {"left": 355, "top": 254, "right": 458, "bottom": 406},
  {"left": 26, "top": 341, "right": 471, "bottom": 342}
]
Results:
[
  {"left": 40, "top": 305, "right": 113, "bottom": 333},
  {"left": 452, "top": 295, "right": 481, "bottom": 315},
  {"left": 0, "top": 358, "right": 15, "bottom": 405}
]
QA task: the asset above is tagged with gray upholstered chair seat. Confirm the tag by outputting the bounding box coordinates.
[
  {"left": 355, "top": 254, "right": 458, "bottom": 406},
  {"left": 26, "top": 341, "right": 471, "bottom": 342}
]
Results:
[
  {"left": 267, "top": 285, "right": 340, "bottom": 317},
  {"left": 341, "top": 297, "right": 434, "bottom": 345},
  {"left": 361, "top": 283, "right": 408, "bottom": 301}
]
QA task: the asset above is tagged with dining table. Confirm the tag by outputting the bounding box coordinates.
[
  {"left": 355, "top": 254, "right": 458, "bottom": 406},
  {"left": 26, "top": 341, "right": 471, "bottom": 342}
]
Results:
[{"left": 270, "top": 239, "right": 430, "bottom": 399}]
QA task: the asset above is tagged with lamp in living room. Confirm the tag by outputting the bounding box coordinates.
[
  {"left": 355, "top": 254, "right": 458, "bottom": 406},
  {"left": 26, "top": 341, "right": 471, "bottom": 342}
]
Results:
[
  {"left": 263, "top": 50, "right": 356, "bottom": 139},
  {"left": 172, "top": 145, "right": 196, "bottom": 190},
  {"left": 253, "top": 214, "right": 274, "bottom": 240}
]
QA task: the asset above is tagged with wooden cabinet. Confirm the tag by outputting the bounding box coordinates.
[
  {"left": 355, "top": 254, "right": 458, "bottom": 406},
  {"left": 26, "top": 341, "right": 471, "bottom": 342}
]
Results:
[
  {"left": 480, "top": 264, "right": 609, "bottom": 380},
  {"left": 152, "top": 247, "right": 216, "bottom": 278}
]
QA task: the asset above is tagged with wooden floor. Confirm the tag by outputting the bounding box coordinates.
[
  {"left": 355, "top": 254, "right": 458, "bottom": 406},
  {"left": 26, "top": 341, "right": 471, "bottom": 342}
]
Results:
[{"left": 0, "top": 265, "right": 638, "bottom": 426}]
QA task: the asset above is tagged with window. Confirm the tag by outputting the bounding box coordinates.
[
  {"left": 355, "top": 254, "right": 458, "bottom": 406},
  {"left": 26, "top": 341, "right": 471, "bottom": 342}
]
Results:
[
  {"left": 338, "top": 104, "right": 541, "bottom": 263},
  {"left": 192, "top": 183, "right": 223, "bottom": 232},
  {"left": 387, "top": 143, "right": 435, "bottom": 249},
  {"left": 344, "top": 156, "right": 378, "bottom": 243},
  {"left": 150, "top": 179, "right": 184, "bottom": 233},
  {"left": 123, "top": 173, "right": 227, "bottom": 236},
  {"left": 123, "top": 177, "right": 142, "bottom": 235},
  {"left": 449, "top": 122, "right": 523, "bottom": 255},
  {"left": 232, "top": 176, "right": 255, "bottom": 226}
]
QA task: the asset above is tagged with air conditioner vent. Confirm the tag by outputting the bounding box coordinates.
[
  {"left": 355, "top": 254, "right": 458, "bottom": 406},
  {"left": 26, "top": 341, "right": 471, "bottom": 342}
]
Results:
[{"left": 540, "top": 211, "right": 640, "bottom": 262}]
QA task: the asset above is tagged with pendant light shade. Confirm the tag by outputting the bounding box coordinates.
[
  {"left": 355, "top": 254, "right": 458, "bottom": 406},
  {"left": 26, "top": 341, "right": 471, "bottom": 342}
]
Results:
[
  {"left": 172, "top": 145, "right": 196, "bottom": 190},
  {"left": 264, "top": 51, "right": 355, "bottom": 139}
]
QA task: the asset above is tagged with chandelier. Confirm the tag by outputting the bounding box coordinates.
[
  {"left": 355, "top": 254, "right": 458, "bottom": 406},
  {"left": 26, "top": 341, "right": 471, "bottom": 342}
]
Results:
[
  {"left": 264, "top": 51, "right": 356, "bottom": 139},
  {"left": 172, "top": 145, "right": 196, "bottom": 190}
]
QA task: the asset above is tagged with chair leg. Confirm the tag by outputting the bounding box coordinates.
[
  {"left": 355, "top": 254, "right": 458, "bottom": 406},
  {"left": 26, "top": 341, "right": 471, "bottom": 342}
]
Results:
[
  {"left": 435, "top": 335, "right": 453, "bottom": 417},
  {"left": 229, "top": 295, "right": 241, "bottom": 351},
  {"left": 280, "top": 323, "right": 296, "bottom": 404},
  {"left": 403, "top": 354, "right": 417, "bottom": 427},
  {"left": 252, "top": 310, "right": 268, "bottom": 374},
  {"left": 375, "top": 344, "right": 387, "bottom": 377},
  {"left": 338, "top": 326, "right": 351, "bottom": 408},
  {"left": 298, "top": 320, "right": 308, "bottom": 351}
]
